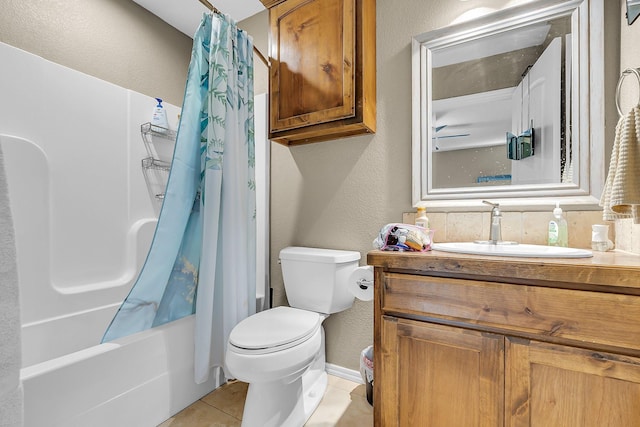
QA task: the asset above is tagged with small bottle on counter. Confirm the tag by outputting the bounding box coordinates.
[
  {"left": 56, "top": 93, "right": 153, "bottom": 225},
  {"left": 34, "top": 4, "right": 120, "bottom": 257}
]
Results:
[
  {"left": 548, "top": 202, "right": 568, "bottom": 247},
  {"left": 591, "top": 224, "right": 614, "bottom": 251},
  {"left": 415, "top": 206, "right": 429, "bottom": 229}
]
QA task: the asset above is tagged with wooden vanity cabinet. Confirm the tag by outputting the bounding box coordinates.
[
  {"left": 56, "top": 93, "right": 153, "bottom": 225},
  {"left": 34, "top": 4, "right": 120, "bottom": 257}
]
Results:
[
  {"left": 380, "top": 316, "right": 505, "bottom": 426},
  {"left": 368, "top": 250, "right": 640, "bottom": 427},
  {"left": 259, "top": 0, "right": 376, "bottom": 145},
  {"left": 506, "top": 339, "right": 640, "bottom": 427}
]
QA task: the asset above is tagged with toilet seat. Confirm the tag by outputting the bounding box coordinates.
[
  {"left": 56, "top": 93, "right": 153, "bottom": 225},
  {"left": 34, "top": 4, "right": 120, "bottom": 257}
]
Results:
[{"left": 228, "top": 306, "right": 322, "bottom": 355}]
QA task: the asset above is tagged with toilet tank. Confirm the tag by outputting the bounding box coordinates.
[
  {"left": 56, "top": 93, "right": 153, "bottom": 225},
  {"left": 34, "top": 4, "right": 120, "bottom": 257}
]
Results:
[{"left": 279, "top": 247, "right": 361, "bottom": 314}]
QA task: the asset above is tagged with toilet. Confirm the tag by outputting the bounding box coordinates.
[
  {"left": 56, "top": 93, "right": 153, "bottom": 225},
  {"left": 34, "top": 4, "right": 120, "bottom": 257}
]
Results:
[{"left": 225, "top": 246, "right": 363, "bottom": 427}]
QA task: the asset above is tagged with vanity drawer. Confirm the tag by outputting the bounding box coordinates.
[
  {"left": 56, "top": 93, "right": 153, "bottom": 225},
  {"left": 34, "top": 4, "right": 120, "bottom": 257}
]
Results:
[{"left": 382, "top": 273, "right": 640, "bottom": 353}]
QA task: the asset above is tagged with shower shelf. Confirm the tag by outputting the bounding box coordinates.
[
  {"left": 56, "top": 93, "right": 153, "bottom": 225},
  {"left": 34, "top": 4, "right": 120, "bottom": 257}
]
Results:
[
  {"left": 141, "top": 157, "right": 171, "bottom": 172},
  {"left": 140, "top": 122, "right": 176, "bottom": 165},
  {"left": 140, "top": 122, "right": 177, "bottom": 141},
  {"left": 140, "top": 122, "right": 175, "bottom": 203}
]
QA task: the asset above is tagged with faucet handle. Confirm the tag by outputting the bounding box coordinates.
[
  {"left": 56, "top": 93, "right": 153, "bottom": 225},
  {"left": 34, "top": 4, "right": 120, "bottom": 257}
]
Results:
[{"left": 482, "top": 200, "right": 501, "bottom": 216}]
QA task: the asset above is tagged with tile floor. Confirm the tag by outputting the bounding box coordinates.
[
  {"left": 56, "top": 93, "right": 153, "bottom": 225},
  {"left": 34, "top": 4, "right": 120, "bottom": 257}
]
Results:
[{"left": 158, "top": 375, "right": 373, "bottom": 426}]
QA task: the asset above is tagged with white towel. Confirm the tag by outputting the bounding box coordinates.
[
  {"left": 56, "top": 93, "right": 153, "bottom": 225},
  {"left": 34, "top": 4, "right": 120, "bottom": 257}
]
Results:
[
  {"left": 0, "top": 139, "right": 23, "bottom": 427},
  {"left": 600, "top": 105, "right": 640, "bottom": 222}
]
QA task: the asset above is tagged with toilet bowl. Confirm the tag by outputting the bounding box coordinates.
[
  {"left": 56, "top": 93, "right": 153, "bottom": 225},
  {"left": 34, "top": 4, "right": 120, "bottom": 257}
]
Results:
[
  {"left": 226, "top": 306, "right": 325, "bottom": 384},
  {"left": 224, "top": 247, "right": 363, "bottom": 427},
  {"left": 226, "top": 307, "right": 328, "bottom": 427}
]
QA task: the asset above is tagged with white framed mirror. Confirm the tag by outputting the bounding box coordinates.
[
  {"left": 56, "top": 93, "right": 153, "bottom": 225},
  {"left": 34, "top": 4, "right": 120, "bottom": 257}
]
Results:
[{"left": 411, "top": 0, "right": 605, "bottom": 211}]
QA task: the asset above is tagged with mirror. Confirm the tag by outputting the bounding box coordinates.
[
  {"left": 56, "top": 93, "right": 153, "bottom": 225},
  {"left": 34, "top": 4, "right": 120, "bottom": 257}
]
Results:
[
  {"left": 412, "top": 0, "right": 605, "bottom": 210},
  {"left": 628, "top": 0, "right": 640, "bottom": 25}
]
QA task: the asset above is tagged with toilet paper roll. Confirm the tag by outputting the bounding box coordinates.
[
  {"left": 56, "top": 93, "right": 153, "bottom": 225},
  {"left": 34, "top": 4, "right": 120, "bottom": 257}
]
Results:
[{"left": 348, "top": 266, "right": 374, "bottom": 301}]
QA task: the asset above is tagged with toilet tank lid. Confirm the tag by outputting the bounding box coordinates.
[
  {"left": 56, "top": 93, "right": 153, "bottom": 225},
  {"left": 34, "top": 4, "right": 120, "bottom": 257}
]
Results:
[{"left": 279, "top": 246, "right": 361, "bottom": 264}]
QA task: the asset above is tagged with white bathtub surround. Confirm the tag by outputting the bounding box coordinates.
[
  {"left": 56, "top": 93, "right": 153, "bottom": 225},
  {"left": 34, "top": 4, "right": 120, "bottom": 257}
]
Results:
[
  {"left": 0, "top": 141, "right": 23, "bottom": 427},
  {"left": 0, "top": 42, "right": 219, "bottom": 426},
  {"left": 0, "top": 40, "right": 180, "bottom": 361}
]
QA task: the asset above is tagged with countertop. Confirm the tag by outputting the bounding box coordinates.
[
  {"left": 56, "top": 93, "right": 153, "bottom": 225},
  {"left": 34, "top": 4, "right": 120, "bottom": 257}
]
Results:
[{"left": 367, "top": 249, "right": 640, "bottom": 294}]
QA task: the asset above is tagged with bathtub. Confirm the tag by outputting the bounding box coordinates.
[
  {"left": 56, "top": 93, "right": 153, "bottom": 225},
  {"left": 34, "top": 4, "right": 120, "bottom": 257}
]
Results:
[{"left": 21, "top": 315, "right": 220, "bottom": 427}]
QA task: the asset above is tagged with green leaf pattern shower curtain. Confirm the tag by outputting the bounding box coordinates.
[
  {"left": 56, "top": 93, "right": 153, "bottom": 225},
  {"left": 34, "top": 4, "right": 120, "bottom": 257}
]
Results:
[
  {"left": 195, "top": 12, "right": 256, "bottom": 384},
  {"left": 103, "top": 12, "right": 256, "bottom": 385}
]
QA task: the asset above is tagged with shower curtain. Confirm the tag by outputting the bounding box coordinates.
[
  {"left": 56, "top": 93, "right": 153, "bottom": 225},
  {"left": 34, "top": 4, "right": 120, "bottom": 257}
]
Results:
[{"left": 103, "top": 12, "right": 256, "bottom": 384}]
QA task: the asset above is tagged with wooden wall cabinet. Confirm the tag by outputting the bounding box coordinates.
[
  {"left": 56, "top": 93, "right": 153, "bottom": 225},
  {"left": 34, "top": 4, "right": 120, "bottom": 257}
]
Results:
[
  {"left": 260, "top": 0, "right": 376, "bottom": 145},
  {"left": 369, "top": 251, "right": 640, "bottom": 426}
]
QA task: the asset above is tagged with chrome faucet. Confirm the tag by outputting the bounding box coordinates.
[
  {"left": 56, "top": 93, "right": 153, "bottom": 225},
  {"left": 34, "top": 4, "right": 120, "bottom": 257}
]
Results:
[{"left": 483, "top": 200, "right": 502, "bottom": 244}]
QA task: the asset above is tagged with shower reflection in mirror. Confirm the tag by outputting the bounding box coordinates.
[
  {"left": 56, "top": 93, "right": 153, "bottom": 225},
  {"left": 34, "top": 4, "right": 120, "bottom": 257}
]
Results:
[
  {"left": 507, "top": 65, "right": 535, "bottom": 161},
  {"left": 430, "top": 14, "right": 571, "bottom": 187}
]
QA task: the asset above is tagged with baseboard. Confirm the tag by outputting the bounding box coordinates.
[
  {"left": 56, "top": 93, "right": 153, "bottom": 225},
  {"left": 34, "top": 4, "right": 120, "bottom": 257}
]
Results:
[{"left": 325, "top": 363, "right": 363, "bottom": 384}]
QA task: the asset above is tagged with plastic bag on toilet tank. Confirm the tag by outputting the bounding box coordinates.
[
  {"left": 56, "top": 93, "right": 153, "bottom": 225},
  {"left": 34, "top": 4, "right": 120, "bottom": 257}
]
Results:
[{"left": 373, "top": 223, "right": 434, "bottom": 252}]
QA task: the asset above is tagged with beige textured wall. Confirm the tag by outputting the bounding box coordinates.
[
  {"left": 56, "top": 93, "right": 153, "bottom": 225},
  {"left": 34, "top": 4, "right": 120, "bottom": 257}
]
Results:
[
  {"left": 616, "top": 0, "right": 640, "bottom": 253},
  {"left": 239, "top": 12, "right": 270, "bottom": 95},
  {"left": 0, "top": 0, "right": 192, "bottom": 106}
]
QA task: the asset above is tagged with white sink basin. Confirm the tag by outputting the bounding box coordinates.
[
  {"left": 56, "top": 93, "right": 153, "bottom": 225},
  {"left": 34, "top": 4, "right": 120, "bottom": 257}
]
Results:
[{"left": 432, "top": 242, "right": 593, "bottom": 258}]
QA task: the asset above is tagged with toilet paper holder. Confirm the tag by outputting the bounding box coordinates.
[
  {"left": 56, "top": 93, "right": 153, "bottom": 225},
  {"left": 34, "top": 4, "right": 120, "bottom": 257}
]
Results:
[
  {"left": 349, "top": 266, "right": 375, "bottom": 302},
  {"left": 357, "top": 278, "right": 373, "bottom": 290}
]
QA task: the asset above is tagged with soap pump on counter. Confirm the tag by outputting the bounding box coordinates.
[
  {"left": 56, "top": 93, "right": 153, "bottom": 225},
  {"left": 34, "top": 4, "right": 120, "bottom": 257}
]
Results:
[
  {"left": 415, "top": 206, "right": 429, "bottom": 229},
  {"left": 151, "top": 97, "right": 169, "bottom": 133},
  {"left": 548, "top": 202, "right": 568, "bottom": 247}
]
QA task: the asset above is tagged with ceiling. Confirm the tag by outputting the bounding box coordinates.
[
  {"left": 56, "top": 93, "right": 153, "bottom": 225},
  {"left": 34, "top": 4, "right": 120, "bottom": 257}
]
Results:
[{"left": 132, "top": 0, "right": 265, "bottom": 38}]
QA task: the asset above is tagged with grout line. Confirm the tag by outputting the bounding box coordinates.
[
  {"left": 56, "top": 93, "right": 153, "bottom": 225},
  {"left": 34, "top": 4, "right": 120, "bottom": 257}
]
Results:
[
  {"left": 198, "top": 398, "right": 243, "bottom": 421},
  {"left": 198, "top": 381, "right": 247, "bottom": 421}
]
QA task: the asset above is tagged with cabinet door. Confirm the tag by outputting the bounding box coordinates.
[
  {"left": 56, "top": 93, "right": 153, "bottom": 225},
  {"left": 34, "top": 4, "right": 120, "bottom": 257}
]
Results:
[
  {"left": 506, "top": 338, "right": 640, "bottom": 427},
  {"left": 378, "top": 316, "right": 504, "bottom": 427},
  {"left": 269, "top": 0, "right": 355, "bottom": 133}
]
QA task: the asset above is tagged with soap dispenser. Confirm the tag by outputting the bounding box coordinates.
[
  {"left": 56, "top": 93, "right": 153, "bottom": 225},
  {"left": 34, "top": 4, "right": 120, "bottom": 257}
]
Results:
[
  {"left": 548, "top": 202, "right": 568, "bottom": 247},
  {"left": 415, "top": 206, "right": 429, "bottom": 229},
  {"left": 151, "top": 97, "right": 169, "bottom": 133}
]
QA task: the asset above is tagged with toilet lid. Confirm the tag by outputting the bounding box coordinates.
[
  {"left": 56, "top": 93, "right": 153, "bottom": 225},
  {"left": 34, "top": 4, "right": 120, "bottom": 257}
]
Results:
[{"left": 229, "top": 306, "right": 321, "bottom": 353}]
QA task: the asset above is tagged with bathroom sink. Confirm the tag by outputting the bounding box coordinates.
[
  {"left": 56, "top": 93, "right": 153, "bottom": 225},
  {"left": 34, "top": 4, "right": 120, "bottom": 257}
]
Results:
[{"left": 431, "top": 242, "right": 593, "bottom": 258}]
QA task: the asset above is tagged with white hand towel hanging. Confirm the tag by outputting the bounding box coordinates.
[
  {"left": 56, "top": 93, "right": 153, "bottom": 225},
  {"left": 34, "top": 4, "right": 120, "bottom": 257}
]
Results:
[
  {"left": 600, "top": 68, "right": 640, "bottom": 223},
  {"left": 601, "top": 105, "right": 640, "bottom": 222}
]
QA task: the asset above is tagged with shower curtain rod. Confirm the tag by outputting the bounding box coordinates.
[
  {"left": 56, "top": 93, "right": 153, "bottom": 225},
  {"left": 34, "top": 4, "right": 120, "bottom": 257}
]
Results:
[{"left": 198, "top": 0, "right": 270, "bottom": 68}]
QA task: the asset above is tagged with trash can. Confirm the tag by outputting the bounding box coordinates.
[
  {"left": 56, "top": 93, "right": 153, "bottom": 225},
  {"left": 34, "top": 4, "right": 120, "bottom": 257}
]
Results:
[{"left": 360, "top": 345, "right": 374, "bottom": 405}]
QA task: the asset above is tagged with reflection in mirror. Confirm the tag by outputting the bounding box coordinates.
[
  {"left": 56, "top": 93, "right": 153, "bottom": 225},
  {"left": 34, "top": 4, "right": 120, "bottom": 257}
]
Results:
[
  {"left": 412, "top": 0, "right": 605, "bottom": 209},
  {"left": 431, "top": 14, "right": 570, "bottom": 189},
  {"left": 628, "top": 0, "right": 640, "bottom": 25}
]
